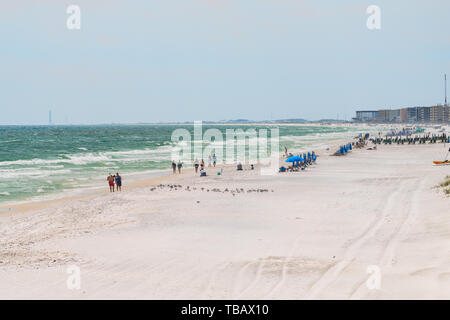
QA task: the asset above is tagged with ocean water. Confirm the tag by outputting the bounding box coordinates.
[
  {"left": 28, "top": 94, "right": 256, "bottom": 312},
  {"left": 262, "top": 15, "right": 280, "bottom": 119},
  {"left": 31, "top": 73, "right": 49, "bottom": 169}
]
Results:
[{"left": 0, "top": 124, "right": 374, "bottom": 204}]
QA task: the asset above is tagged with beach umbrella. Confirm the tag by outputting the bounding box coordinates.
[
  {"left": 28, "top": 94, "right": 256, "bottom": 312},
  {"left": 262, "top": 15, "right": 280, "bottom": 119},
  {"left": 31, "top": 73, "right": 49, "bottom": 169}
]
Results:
[
  {"left": 286, "top": 155, "right": 303, "bottom": 163},
  {"left": 285, "top": 156, "right": 297, "bottom": 162}
]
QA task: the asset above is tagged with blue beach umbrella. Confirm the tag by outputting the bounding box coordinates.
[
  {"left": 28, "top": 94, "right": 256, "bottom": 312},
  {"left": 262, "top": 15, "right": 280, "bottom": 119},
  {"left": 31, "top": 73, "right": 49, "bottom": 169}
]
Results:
[
  {"left": 285, "top": 156, "right": 297, "bottom": 162},
  {"left": 286, "top": 155, "right": 303, "bottom": 163}
]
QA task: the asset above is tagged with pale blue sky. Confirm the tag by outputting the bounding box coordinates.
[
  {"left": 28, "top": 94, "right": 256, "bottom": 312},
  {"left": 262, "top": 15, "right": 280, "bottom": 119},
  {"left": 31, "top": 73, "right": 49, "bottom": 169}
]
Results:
[{"left": 1, "top": 0, "right": 449, "bottom": 124}]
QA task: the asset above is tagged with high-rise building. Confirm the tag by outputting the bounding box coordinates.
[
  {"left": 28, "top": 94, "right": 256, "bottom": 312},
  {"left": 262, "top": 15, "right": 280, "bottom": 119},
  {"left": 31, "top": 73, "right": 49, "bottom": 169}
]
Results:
[
  {"left": 377, "top": 109, "right": 391, "bottom": 122},
  {"left": 417, "top": 106, "right": 431, "bottom": 122},
  {"left": 389, "top": 109, "right": 401, "bottom": 122},
  {"left": 408, "top": 107, "right": 418, "bottom": 122},
  {"left": 400, "top": 108, "right": 408, "bottom": 122},
  {"left": 354, "top": 110, "right": 378, "bottom": 122},
  {"left": 353, "top": 105, "right": 450, "bottom": 123},
  {"left": 49, "top": 110, "right": 52, "bottom": 125},
  {"left": 400, "top": 107, "right": 418, "bottom": 123},
  {"left": 430, "top": 105, "right": 449, "bottom": 122}
]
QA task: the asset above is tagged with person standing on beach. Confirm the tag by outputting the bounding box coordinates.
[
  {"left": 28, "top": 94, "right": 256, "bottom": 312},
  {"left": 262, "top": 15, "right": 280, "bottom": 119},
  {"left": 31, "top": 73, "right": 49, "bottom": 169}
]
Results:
[
  {"left": 208, "top": 155, "right": 212, "bottom": 167},
  {"left": 172, "top": 161, "right": 177, "bottom": 174},
  {"left": 212, "top": 154, "right": 217, "bottom": 167},
  {"left": 107, "top": 174, "right": 115, "bottom": 192},
  {"left": 177, "top": 160, "right": 183, "bottom": 174},
  {"left": 194, "top": 159, "right": 199, "bottom": 173},
  {"left": 115, "top": 173, "right": 122, "bottom": 191}
]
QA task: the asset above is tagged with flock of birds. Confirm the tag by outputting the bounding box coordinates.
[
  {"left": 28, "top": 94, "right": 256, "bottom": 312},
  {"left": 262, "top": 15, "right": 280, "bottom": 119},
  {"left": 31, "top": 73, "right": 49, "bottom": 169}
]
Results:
[{"left": 149, "top": 184, "right": 274, "bottom": 196}]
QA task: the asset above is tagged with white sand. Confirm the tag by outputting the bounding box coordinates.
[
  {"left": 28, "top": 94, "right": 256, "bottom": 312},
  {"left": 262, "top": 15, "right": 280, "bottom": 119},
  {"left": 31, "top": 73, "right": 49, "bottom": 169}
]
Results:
[{"left": 0, "top": 140, "right": 449, "bottom": 299}]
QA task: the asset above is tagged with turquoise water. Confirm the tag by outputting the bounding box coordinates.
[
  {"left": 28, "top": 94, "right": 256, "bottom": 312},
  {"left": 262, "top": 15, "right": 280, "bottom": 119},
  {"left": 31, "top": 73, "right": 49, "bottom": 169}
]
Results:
[{"left": 0, "top": 124, "right": 369, "bottom": 204}]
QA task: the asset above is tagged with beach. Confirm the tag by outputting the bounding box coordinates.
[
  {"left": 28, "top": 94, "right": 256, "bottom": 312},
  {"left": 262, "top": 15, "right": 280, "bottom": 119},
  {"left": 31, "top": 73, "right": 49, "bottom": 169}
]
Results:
[{"left": 1, "top": 134, "right": 449, "bottom": 300}]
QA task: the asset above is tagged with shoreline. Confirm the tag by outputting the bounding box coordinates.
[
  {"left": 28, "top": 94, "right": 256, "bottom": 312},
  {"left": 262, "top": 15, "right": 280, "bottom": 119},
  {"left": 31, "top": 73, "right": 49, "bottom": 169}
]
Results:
[
  {"left": 1, "top": 127, "right": 447, "bottom": 218},
  {"left": 0, "top": 123, "right": 387, "bottom": 209},
  {"left": 2, "top": 129, "right": 447, "bottom": 218},
  {"left": 0, "top": 171, "right": 175, "bottom": 217},
  {"left": 0, "top": 134, "right": 353, "bottom": 217}
]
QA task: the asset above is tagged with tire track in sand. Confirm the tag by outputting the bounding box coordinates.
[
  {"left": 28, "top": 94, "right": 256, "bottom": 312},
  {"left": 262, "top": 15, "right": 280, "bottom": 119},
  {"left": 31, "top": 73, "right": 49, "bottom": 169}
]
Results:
[
  {"left": 349, "top": 177, "right": 425, "bottom": 299},
  {"left": 263, "top": 237, "right": 301, "bottom": 299},
  {"left": 234, "top": 259, "right": 266, "bottom": 299},
  {"left": 232, "top": 237, "right": 300, "bottom": 299},
  {"left": 304, "top": 179, "right": 407, "bottom": 299}
]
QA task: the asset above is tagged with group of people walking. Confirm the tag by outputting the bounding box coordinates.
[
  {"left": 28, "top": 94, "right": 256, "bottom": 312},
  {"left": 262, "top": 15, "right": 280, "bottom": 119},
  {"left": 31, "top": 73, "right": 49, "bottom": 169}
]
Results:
[
  {"left": 193, "top": 154, "right": 217, "bottom": 172},
  {"left": 172, "top": 154, "right": 217, "bottom": 175},
  {"left": 172, "top": 160, "right": 183, "bottom": 174},
  {"left": 107, "top": 173, "right": 122, "bottom": 192}
]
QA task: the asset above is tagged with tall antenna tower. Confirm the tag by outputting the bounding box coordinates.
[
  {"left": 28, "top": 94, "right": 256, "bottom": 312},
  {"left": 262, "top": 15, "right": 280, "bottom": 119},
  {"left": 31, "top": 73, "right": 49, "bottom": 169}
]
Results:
[{"left": 445, "top": 74, "right": 448, "bottom": 106}]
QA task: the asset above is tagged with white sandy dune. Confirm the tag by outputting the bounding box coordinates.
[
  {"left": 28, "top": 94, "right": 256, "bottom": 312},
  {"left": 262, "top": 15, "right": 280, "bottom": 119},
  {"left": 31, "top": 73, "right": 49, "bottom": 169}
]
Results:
[{"left": 0, "top": 142, "right": 449, "bottom": 299}]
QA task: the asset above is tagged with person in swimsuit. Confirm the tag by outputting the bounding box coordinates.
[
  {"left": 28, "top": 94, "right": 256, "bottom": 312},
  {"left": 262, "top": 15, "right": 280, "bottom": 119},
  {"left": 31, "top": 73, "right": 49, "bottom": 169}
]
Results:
[
  {"left": 107, "top": 174, "right": 115, "bottom": 192},
  {"left": 194, "top": 159, "right": 199, "bottom": 173},
  {"left": 115, "top": 173, "right": 122, "bottom": 191},
  {"left": 172, "top": 161, "right": 177, "bottom": 174},
  {"left": 212, "top": 154, "right": 217, "bottom": 167},
  {"left": 177, "top": 160, "right": 183, "bottom": 173}
]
